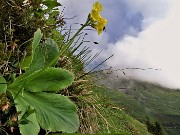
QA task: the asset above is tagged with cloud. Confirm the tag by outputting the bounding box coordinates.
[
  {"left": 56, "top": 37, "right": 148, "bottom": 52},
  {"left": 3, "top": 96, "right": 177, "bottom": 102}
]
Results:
[
  {"left": 125, "top": 0, "right": 170, "bottom": 27},
  {"left": 59, "top": 0, "right": 180, "bottom": 88},
  {"left": 59, "top": 0, "right": 143, "bottom": 42},
  {"left": 102, "top": 0, "right": 180, "bottom": 88},
  {"left": 99, "top": 0, "right": 170, "bottom": 42}
]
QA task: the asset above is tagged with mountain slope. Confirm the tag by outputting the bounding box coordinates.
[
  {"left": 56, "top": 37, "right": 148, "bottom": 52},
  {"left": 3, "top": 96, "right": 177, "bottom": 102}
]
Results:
[
  {"left": 92, "top": 86, "right": 152, "bottom": 135},
  {"left": 91, "top": 70, "right": 180, "bottom": 135}
]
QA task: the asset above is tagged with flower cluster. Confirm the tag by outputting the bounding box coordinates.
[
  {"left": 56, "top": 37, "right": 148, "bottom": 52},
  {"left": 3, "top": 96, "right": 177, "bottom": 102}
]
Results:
[{"left": 89, "top": 2, "right": 107, "bottom": 35}]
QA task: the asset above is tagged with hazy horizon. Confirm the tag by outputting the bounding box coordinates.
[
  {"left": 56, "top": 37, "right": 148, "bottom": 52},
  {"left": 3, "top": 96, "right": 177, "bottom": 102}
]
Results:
[{"left": 60, "top": 0, "right": 180, "bottom": 89}]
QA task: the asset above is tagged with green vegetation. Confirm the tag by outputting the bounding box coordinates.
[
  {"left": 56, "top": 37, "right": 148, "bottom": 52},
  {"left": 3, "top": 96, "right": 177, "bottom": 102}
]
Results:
[
  {"left": 146, "top": 117, "right": 163, "bottom": 135},
  {"left": 93, "top": 86, "right": 152, "bottom": 135},
  {"left": 0, "top": 0, "right": 176, "bottom": 135},
  {"left": 91, "top": 70, "right": 180, "bottom": 135},
  {"left": 3, "top": 29, "right": 78, "bottom": 134},
  {"left": 0, "top": 0, "right": 107, "bottom": 134}
]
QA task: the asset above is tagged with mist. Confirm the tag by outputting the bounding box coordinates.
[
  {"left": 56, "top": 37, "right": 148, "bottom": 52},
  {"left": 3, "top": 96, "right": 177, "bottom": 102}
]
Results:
[{"left": 60, "top": 0, "right": 180, "bottom": 89}]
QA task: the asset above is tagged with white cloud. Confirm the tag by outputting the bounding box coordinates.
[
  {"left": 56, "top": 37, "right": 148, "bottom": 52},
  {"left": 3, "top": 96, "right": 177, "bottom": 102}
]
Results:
[
  {"left": 59, "top": 0, "right": 180, "bottom": 88},
  {"left": 125, "top": 0, "right": 170, "bottom": 28},
  {"left": 103, "top": 0, "right": 180, "bottom": 88}
]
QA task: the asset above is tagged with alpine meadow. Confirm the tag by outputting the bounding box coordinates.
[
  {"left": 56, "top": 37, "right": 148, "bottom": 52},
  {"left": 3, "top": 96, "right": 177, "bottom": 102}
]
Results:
[{"left": 0, "top": 1, "right": 180, "bottom": 135}]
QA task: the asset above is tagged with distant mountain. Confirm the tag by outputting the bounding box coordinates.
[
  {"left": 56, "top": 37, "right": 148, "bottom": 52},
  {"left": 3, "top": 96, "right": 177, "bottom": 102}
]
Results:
[{"left": 91, "top": 70, "right": 180, "bottom": 135}]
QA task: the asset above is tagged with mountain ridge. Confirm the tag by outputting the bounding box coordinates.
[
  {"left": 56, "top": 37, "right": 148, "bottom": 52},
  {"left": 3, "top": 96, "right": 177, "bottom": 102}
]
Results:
[{"left": 91, "top": 70, "right": 180, "bottom": 135}]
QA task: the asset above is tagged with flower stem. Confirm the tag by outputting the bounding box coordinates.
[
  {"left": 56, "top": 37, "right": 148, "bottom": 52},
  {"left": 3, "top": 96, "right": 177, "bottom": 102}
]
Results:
[{"left": 46, "top": 21, "right": 90, "bottom": 68}]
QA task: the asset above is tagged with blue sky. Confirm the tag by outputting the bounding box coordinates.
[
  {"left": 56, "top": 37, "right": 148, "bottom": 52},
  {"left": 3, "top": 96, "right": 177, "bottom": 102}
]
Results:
[
  {"left": 59, "top": 0, "right": 180, "bottom": 89},
  {"left": 100, "top": 0, "right": 143, "bottom": 42},
  {"left": 60, "top": 0, "right": 169, "bottom": 42}
]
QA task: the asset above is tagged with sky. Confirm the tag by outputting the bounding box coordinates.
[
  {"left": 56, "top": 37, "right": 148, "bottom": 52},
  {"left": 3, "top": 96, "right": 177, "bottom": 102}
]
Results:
[{"left": 59, "top": 0, "right": 180, "bottom": 89}]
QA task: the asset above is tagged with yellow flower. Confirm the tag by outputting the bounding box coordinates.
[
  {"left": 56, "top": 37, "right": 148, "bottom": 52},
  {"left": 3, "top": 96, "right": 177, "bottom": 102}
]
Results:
[
  {"left": 90, "top": 9, "right": 102, "bottom": 21},
  {"left": 94, "top": 18, "right": 107, "bottom": 35},
  {"left": 93, "top": 2, "right": 103, "bottom": 12},
  {"left": 89, "top": 2, "right": 107, "bottom": 35}
]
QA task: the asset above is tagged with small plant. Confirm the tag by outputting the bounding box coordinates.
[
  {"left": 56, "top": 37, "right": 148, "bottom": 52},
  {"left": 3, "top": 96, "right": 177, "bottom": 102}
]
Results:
[
  {"left": 0, "top": 1, "right": 107, "bottom": 134},
  {"left": 1, "top": 29, "right": 78, "bottom": 134}
]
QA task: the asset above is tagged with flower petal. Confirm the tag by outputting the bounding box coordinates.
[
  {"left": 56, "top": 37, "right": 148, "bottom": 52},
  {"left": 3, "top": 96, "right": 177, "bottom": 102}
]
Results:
[
  {"left": 93, "top": 2, "right": 103, "bottom": 12},
  {"left": 90, "top": 9, "right": 101, "bottom": 21}
]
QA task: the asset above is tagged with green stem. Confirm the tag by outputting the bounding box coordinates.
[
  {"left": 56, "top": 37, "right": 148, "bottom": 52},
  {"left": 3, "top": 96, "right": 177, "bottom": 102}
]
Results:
[
  {"left": 45, "top": 20, "right": 90, "bottom": 68},
  {"left": 26, "top": 21, "right": 89, "bottom": 82},
  {"left": 9, "top": 21, "right": 90, "bottom": 88}
]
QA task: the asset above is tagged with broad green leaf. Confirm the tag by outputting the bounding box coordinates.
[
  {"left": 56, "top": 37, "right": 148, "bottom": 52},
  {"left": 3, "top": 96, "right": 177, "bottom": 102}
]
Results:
[
  {"left": 10, "top": 90, "right": 40, "bottom": 135},
  {"left": 18, "top": 38, "right": 59, "bottom": 81},
  {"left": 24, "top": 44, "right": 45, "bottom": 76},
  {"left": 22, "top": 91, "right": 79, "bottom": 133},
  {"left": 32, "top": 29, "right": 43, "bottom": 58},
  {"left": 0, "top": 75, "right": 7, "bottom": 93},
  {"left": 24, "top": 67, "right": 74, "bottom": 92},
  {"left": 27, "top": 38, "right": 59, "bottom": 73},
  {"left": 21, "top": 29, "right": 43, "bottom": 70},
  {"left": 21, "top": 56, "right": 32, "bottom": 71},
  {"left": 43, "top": 0, "right": 62, "bottom": 9},
  {"left": 44, "top": 38, "right": 59, "bottom": 65},
  {"left": 9, "top": 67, "right": 74, "bottom": 92}
]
